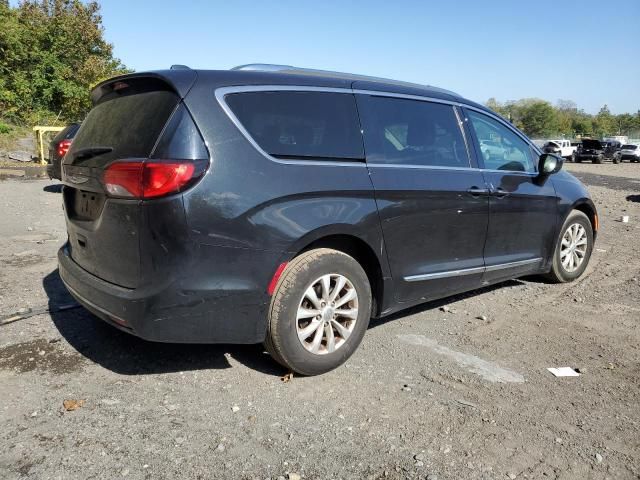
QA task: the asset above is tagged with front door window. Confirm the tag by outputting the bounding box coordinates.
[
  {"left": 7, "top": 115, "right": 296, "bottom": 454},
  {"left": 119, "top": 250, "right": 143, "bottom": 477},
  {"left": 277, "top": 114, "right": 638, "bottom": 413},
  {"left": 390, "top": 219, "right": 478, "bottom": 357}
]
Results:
[{"left": 467, "top": 110, "right": 535, "bottom": 173}]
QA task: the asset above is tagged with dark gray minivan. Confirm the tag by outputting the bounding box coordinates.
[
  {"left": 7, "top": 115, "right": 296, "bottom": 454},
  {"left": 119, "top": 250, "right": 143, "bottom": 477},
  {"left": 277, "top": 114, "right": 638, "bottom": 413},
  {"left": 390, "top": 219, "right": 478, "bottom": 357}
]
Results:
[{"left": 59, "top": 64, "right": 598, "bottom": 375}]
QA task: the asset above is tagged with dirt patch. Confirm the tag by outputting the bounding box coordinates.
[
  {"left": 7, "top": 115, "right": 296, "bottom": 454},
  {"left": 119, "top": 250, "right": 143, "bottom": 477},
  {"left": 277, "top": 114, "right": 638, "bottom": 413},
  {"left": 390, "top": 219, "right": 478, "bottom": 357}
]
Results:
[
  {"left": 0, "top": 339, "right": 85, "bottom": 374},
  {"left": 0, "top": 168, "right": 638, "bottom": 479},
  {"left": 0, "top": 165, "right": 48, "bottom": 180},
  {"left": 2, "top": 252, "right": 45, "bottom": 267}
]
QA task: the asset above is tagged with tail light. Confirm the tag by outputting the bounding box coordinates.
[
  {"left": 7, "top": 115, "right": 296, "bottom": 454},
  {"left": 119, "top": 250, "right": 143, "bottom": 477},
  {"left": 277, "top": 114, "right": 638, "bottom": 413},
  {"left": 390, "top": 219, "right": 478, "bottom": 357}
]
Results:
[
  {"left": 103, "top": 160, "right": 204, "bottom": 199},
  {"left": 58, "top": 139, "right": 72, "bottom": 158}
]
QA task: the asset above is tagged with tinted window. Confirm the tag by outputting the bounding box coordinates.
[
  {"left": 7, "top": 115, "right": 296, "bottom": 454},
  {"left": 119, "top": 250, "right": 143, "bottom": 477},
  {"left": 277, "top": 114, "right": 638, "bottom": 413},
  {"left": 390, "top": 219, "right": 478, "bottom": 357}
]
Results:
[
  {"left": 622, "top": 144, "right": 637, "bottom": 150},
  {"left": 356, "top": 95, "right": 470, "bottom": 168},
  {"left": 226, "top": 91, "right": 364, "bottom": 160},
  {"left": 152, "top": 104, "right": 208, "bottom": 160},
  {"left": 68, "top": 79, "right": 180, "bottom": 167},
  {"left": 467, "top": 110, "right": 535, "bottom": 172},
  {"left": 52, "top": 124, "right": 80, "bottom": 143}
]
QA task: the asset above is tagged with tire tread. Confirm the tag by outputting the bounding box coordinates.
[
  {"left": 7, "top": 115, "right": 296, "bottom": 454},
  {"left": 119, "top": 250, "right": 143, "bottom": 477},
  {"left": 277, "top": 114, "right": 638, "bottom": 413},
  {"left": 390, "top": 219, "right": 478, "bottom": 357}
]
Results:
[{"left": 264, "top": 248, "right": 364, "bottom": 373}]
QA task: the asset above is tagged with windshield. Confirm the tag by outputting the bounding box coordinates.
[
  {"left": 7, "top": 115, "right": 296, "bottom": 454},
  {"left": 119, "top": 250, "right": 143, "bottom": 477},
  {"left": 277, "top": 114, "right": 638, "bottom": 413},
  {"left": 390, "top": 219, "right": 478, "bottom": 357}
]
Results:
[{"left": 67, "top": 78, "right": 179, "bottom": 167}]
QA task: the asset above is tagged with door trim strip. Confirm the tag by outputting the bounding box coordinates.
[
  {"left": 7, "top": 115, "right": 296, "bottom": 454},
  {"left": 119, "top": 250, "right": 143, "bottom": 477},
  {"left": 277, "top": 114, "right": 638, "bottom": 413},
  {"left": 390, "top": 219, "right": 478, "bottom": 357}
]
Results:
[
  {"left": 484, "top": 257, "right": 542, "bottom": 272},
  {"left": 404, "top": 257, "right": 542, "bottom": 282},
  {"left": 404, "top": 266, "right": 485, "bottom": 282}
]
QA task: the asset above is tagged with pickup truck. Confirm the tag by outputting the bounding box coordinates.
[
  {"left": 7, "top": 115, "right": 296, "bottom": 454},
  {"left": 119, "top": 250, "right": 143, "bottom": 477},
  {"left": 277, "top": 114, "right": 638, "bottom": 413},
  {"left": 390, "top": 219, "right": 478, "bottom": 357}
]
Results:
[{"left": 543, "top": 139, "right": 577, "bottom": 159}]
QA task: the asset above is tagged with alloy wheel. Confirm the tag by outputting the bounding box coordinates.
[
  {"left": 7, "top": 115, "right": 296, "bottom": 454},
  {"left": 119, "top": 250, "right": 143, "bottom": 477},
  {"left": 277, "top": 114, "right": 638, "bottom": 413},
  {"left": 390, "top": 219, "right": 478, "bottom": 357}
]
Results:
[
  {"left": 296, "top": 274, "right": 359, "bottom": 355},
  {"left": 560, "top": 223, "right": 588, "bottom": 273}
]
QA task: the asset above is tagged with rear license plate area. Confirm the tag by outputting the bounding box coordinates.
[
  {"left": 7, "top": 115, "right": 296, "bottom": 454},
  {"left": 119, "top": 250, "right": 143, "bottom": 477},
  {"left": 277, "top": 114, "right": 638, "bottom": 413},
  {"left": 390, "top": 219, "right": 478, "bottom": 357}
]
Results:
[{"left": 64, "top": 188, "right": 105, "bottom": 221}]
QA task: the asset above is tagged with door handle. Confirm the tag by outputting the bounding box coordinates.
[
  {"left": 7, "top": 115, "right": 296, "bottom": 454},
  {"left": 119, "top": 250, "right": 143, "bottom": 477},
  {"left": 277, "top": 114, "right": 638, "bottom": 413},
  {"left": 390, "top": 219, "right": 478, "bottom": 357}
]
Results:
[
  {"left": 467, "top": 187, "right": 490, "bottom": 196},
  {"left": 492, "top": 187, "right": 510, "bottom": 198}
]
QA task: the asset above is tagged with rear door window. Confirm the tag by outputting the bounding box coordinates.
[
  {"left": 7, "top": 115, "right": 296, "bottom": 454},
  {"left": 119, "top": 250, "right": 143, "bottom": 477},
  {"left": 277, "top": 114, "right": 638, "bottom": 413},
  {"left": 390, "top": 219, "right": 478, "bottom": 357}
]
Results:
[
  {"left": 356, "top": 95, "right": 470, "bottom": 168},
  {"left": 67, "top": 78, "right": 180, "bottom": 167},
  {"left": 225, "top": 91, "right": 364, "bottom": 160}
]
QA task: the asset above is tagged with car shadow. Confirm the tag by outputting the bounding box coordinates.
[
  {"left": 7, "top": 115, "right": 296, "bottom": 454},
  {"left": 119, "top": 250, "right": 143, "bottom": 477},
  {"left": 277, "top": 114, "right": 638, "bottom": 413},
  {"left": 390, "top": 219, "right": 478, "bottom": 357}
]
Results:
[
  {"left": 44, "top": 267, "right": 529, "bottom": 375},
  {"left": 369, "top": 279, "right": 524, "bottom": 328},
  {"left": 42, "top": 269, "right": 285, "bottom": 377},
  {"left": 627, "top": 194, "right": 640, "bottom": 203},
  {"left": 43, "top": 184, "right": 63, "bottom": 193}
]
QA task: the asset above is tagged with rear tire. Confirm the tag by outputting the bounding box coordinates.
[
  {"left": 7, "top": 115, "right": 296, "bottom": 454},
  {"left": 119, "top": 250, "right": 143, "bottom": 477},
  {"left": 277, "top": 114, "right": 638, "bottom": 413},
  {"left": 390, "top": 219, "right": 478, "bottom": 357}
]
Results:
[
  {"left": 545, "top": 210, "right": 594, "bottom": 283},
  {"left": 594, "top": 154, "right": 603, "bottom": 164},
  {"left": 264, "top": 248, "right": 372, "bottom": 375}
]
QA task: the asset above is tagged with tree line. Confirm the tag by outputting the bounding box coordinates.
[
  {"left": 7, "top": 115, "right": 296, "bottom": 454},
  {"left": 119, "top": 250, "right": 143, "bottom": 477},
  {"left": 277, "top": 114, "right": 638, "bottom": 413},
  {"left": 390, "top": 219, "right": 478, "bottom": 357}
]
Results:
[
  {"left": 0, "top": 0, "right": 128, "bottom": 125},
  {"left": 1, "top": 0, "right": 639, "bottom": 140},
  {"left": 486, "top": 98, "right": 640, "bottom": 140}
]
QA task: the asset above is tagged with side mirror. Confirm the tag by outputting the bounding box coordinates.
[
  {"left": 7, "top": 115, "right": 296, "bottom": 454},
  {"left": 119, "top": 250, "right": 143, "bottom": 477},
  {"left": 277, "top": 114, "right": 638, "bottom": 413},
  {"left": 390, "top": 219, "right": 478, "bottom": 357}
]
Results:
[{"left": 538, "top": 153, "right": 563, "bottom": 176}]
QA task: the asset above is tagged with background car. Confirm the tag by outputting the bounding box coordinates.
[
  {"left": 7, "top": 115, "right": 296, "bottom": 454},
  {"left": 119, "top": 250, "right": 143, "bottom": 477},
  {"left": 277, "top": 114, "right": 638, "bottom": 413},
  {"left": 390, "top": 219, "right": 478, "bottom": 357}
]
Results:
[
  {"left": 543, "top": 139, "right": 576, "bottom": 159},
  {"left": 47, "top": 123, "right": 80, "bottom": 180},
  {"left": 479, "top": 139, "right": 506, "bottom": 161},
  {"left": 574, "top": 139, "right": 606, "bottom": 163},
  {"left": 615, "top": 144, "right": 640, "bottom": 163},
  {"left": 603, "top": 140, "right": 623, "bottom": 163}
]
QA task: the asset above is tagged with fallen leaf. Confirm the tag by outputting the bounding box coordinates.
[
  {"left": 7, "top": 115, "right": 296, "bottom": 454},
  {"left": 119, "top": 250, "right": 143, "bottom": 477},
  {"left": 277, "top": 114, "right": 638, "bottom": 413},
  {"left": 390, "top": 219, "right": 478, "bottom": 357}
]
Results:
[
  {"left": 280, "top": 372, "right": 293, "bottom": 383},
  {"left": 63, "top": 399, "right": 85, "bottom": 411}
]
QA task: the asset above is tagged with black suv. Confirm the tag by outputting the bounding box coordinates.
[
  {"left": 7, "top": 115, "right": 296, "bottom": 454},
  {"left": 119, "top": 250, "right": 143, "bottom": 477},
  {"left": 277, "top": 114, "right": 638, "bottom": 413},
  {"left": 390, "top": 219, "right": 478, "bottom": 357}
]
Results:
[
  {"left": 47, "top": 123, "right": 80, "bottom": 180},
  {"left": 58, "top": 65, "right": 597, "bottom": 375}
]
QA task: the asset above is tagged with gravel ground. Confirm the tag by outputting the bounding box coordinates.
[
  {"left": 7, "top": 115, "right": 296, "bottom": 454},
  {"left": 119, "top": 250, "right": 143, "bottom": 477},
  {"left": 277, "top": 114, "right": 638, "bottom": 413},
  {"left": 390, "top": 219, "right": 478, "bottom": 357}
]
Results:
[{"left": 0, "top": 161, "right": 639, "bottom": 480}]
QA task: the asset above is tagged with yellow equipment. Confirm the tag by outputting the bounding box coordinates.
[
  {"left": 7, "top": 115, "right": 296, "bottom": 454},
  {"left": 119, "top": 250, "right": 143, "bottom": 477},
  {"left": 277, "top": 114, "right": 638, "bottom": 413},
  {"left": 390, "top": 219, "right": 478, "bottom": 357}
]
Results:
[{"left": 33, "top": 126, "right": 64, "bottom": 165}]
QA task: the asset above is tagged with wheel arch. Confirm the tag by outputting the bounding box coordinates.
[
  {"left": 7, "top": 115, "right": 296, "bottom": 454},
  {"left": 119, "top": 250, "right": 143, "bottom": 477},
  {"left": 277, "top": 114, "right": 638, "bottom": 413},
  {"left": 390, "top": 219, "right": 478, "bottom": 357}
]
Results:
[
  {"left": 289, "top": 229, "right": 389, "bottom": 318},
  {"left": 569, "top": 199, "right": 598, "bottom": 239}
]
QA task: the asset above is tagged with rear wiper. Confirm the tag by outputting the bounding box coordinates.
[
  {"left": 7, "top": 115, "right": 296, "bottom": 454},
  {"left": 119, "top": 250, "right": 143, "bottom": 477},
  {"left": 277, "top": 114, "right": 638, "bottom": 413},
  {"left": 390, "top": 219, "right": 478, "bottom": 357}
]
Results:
[{"left": 73, "top": 146, "right": 113, "bottom": 161}]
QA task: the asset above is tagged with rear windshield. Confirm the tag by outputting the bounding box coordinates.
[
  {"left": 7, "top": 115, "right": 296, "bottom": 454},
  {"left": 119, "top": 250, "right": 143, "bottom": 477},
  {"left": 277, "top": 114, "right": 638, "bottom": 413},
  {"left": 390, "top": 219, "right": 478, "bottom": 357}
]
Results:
[
  {"left": 225, "top": 91, "right": 364, "bottom": 160},
  {"left": 67, "top": 78, "right": 180, "bottom": 167},
  {"left": 622, "top": 144, "right": 637, "bottom": 150},
  {"left": 52, "top": 124, "right": 80, "bottom": 143}
]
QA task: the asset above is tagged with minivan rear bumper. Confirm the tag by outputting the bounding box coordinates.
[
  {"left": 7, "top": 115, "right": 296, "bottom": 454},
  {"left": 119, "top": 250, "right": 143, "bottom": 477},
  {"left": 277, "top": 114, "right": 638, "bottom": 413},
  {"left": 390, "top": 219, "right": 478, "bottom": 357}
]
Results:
[{"left": 58, "top": 243, "right": 275, "bottom": 344}]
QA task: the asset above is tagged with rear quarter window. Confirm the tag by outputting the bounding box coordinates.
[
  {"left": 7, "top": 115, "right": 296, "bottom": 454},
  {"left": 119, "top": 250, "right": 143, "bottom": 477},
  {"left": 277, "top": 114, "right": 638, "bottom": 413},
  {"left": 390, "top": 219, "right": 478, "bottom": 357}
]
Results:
[{"left": 225, "top": 91, "right": 364, "bottom": 161}]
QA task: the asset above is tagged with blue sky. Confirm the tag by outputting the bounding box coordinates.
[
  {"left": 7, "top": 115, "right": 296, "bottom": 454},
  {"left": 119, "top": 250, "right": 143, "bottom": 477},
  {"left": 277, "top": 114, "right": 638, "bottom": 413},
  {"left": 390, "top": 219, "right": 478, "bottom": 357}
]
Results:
[{"left": 20, "top": 0, "right": 640, "bottom": 114}]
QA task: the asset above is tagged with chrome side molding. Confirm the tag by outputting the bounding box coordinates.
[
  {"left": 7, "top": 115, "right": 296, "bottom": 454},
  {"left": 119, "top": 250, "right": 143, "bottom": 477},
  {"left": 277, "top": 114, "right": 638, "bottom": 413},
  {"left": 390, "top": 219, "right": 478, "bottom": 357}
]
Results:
[{"left": 404, "top": 257, "right": 542, "bottom": 282}]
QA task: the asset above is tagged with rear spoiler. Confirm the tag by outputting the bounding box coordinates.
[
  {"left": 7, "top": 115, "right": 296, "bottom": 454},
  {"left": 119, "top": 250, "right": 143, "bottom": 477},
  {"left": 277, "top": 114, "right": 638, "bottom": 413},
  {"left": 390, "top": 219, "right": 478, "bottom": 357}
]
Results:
[{"left": 91, "top": 70, "right": 198, "bottom": 105}]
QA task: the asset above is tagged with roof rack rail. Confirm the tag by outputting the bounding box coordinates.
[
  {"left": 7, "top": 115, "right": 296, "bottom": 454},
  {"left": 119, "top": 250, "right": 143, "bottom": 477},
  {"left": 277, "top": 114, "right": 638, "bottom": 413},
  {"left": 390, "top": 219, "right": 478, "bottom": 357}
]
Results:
[
  {"left": 229, "top": 63, "right": 461, "bottom": 97},
  {"left": 231, "top": 64, "right": 293, "bottom": 72}
]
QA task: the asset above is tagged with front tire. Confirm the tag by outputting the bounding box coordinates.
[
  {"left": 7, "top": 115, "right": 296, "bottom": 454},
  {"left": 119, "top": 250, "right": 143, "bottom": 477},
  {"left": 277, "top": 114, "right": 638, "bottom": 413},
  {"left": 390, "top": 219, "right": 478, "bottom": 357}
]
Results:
[
  {"left": 264, "top": 248, "right": 372, "bottom": 375},
  {"left": 594, "top": 154, "right": 603, "bottom": 164},
  {"left": 545, "top": 210, "right": 594, "bottom": 283}
]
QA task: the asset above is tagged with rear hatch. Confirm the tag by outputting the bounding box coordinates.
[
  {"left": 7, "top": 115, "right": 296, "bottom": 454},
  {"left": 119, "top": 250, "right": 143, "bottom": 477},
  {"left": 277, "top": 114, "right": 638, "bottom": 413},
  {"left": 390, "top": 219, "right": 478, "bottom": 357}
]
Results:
[
  {"left": 62, "top": 75, "right": 207, "bottom": 288},
  {"left": 580, "top": 139, "right": 603, "bottom": 153}
]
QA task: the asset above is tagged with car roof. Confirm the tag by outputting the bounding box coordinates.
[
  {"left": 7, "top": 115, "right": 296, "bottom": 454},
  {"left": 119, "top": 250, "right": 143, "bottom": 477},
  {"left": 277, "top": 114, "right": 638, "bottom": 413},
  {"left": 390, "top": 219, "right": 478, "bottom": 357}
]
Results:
[
  {"left": 94, "top": 64, "right": 494, "bottom": 117},
  {"left": 230, "top": 63, "right": 462, "bottom": 96},
  {"left": 105, "top": 65, "right": 465, "bottom": 102}
]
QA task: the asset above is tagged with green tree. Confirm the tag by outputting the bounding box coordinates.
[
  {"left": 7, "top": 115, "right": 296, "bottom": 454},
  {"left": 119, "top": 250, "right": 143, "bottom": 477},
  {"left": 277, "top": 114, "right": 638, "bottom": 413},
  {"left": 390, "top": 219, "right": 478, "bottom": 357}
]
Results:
[
  {"left": 593, "top": 105, "right": 615, "bottom": 137},
  {"left": 571, "top": 113, "right": 593, "bottom": 137},
  {"left": 516, "top": 99, "right": 559, "bottom": 138},
  {"left": 485, "top": 97, "right": 639, "bottom": 140},
  {"left": 0, "top": 0, "right": 129, "bottom": 124}
]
